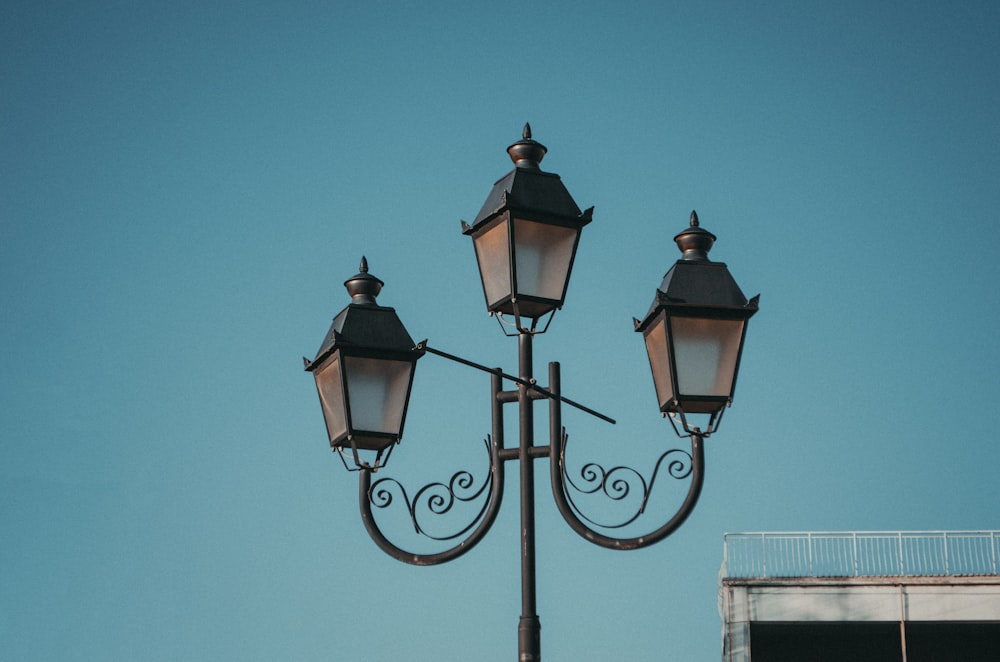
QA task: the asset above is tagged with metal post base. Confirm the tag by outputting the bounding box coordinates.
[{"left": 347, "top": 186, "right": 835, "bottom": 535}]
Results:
[{"left": 518, "top": 615, "right": 541, "bottom": 662}]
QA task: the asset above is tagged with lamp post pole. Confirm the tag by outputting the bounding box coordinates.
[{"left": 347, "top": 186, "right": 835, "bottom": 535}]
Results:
[
  {"left": 517, "top": 333, "right": 540, "bottom": 660},
  {"left": 303, "top": 126, "right": 759, "bottom": 660}
]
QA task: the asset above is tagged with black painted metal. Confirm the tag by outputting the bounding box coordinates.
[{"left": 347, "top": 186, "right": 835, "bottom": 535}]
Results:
[
  {"left": 461, "top": 125, "right": 593, "bottom": 328},
  {"left": 368, "top": 444, "right": 494, "bottom": 541},
  {"left": 354, "top": 338, "right": 711, "bottom": 660},
  {"left": 304, "top": 258, "right": 425, "bottom": 467},
  {"left": 356, "top": 371, "right": 506, "bottom": 566},
  {"left": 633, "top": 211, "right": 759, "bottom": 424},
  {"left": 417, "top": 341, "right": 615, "bottom": 424},
  {"left": 547, "top": 361, "right": 706, "bottom": 550},
  {"left": 306, "top": 128, "right": 760, "bottom": 661},
  {"left": 559, "top": 446, "right": 696, "bottom": 529},
  {"left": 517, "top": 333, "right": 541, "bottom": 661}
]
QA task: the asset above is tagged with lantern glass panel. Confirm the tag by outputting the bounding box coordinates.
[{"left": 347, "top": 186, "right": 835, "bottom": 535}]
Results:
[
  {"left": 343, "top": 356, "right": 414, "bottom": 435},
  {"left": 670, "top": 317, "right": 744, "bottom": 398},
  {"left": 642, "top": 311, "right": 675, "bottom": 411},
  {"left": 473, "top": 219, "right": 512, "bottom": 309},
  {"left": 314, "top": 354, "right": 348, "bottom": 444},
  {"left": 512, "top": 218, "right": 577, "bottom": 301}
]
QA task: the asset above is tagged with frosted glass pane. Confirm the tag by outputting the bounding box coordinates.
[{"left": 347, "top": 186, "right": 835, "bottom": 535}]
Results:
[
  {"left": 473, "top": 220, "right": 512, "bottom": 308},
  {"left": 314, "top": 355, "right": 348, "bottom": 443},
  {"left": 343, "top": 357, "right": 413, "bottom": 435},
  {"left": 671, "top": 317, "right": 744, "bottom": 397},
  {"left": 643, "top": 312, "right": 674, "bottom": 410},
  {"left": 513, "top": 218, "right": 577, "bottom": 300}
]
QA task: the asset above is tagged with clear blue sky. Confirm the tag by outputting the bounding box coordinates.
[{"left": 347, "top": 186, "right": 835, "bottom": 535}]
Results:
[{"left": 3, "top": 1, "right": 999, "bottom": 660}]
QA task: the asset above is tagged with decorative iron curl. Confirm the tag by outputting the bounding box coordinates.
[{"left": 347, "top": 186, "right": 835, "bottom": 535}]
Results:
[
  {"left": 561, "top": 432, "right": 694, "bottom": 530},
  {"left": 368, "top": 438, "right": 493, "bottom": 542}
]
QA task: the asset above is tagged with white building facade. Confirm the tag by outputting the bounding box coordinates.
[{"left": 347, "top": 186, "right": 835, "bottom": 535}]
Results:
[{"left": 719, "top": 531, "right": 1000, "bottom": 662}]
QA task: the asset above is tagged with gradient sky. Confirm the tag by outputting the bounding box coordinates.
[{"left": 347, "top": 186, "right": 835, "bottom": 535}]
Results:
[{"left": 3, "top": 1, "right": 999, "bottom": 660}]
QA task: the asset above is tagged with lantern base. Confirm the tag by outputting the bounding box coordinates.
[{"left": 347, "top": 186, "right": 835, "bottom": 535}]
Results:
[
  {"left": 663, "top": 397, "right": 730, "bottom": 415},
  {"left": 664, "top": 402, "right": 728, "bottom": 438},
  {"left": 488, "top": 295, "right": 561, "bottom": 321},
  {"left": 330, "top": 432, "right": 397, "bottom": 453},
  {"left": 333, "top": 436, "right": 398, "bottom": 471}
]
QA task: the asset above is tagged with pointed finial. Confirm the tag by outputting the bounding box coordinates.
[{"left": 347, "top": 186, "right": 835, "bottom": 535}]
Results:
[
  {"left": 344, "top": 256, "right": 384, "bottom": 304},
  {"left": 674, "top": 211, "right": 716, "bottom": 261},
  {"left": 507, "top": 123, "right": 547, "bottom": 168}
]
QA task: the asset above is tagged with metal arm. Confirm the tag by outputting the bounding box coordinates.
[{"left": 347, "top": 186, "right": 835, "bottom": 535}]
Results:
[
  {"left": 546, "top": 361, "right": 707, "bottom": 550},
  {"left": 356, "top": 350, "right": 706, "bottom": 565},
  {"left": 353, "top": 343, "right": 708, "bottom": 662},
  {"left": 357, "top": 370, "right": 506, "bottom": 566}
]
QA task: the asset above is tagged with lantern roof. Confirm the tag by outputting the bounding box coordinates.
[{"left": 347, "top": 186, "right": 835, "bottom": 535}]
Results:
[
  {"left": 636, "top": 212, "right": 759, "bottom": 329},
  {"left": 305, "top": 257, "right": 417, "bottom": 371},
  {"left": 643, "top": 261, "right": 756, "bottom": 317},
  {"left": 465, "top": 124, "right": 591, "bottom": 231}
]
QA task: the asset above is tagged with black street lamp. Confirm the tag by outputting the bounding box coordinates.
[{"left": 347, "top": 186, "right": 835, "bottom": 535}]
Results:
[
  {"left": 303, "top": 126, "right": 759, "bottom": 661},
  {"left": 635, "top": 210, "right": 759, "bottom": 436},
  {"left": 303, "top": 258, "right": 424, "bottom": 471},
  {"left": 461, "top": 124, "right": 592, "bottom": 332}
]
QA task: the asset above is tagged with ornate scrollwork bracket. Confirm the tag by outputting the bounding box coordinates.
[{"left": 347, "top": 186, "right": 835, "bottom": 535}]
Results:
[
  {"left": 559, "top": 437, "right": 697, "bottom": 529},
  {"left": 545, "top": 361, "right": 706, "bottom": 551},
  {"left": 358, "top": 370, "right": 507, "bottom": 566},
  {"left": 355, "top": 345, "right": 708, "bottom": 565}
]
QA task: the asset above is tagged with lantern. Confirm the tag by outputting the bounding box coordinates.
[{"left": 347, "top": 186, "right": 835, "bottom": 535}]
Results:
[
  {"left": 462, "top": 124, "right": 592, "bottom": 329},
  {"left": 304, "top": 258, "right": 423, "bottom": 469},
  {"left": 635, "top": 212, "right": 758, "bottom": 432}
]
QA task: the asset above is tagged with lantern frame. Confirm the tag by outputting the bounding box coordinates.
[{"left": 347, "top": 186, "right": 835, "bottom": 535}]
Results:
[
  {"left": 462, "top": 124, "right": 592, "bottom": 332},
  {"left": 303, "top": 258, "right": 423, "bottom": 470},
  {"left": 635, "top": 212, "right": 759, "bottom": 435},
  {"left": 300, "top": 129, "right": 763, "bottom": 662}
]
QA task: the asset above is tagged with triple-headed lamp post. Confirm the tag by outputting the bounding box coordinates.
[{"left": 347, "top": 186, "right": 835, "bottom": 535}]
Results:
[{"left": 303, "top": 125, "right": 759, "bottom": 661}]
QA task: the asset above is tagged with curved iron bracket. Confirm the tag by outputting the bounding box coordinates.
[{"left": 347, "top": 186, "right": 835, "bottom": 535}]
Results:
[
  {"left": 354, "top": 348, "right": 705, "bottom": 562},
  {"left": 357, "top": 370, "right": 507, "bottom": 565},
  {"left": 359, "top": 437, "right": 504, "bottom": 566},
  {"left": 545, "top": 361, "right": 706, "bottom": 550}
]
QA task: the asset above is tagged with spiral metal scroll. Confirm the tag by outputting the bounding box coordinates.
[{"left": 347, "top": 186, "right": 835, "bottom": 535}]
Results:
[
  {"left": 368, "top": 438, "right": 494, "bottom": 541},
  {"left": 560, "top": 432, "right": 694, "bottom": 530}
]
